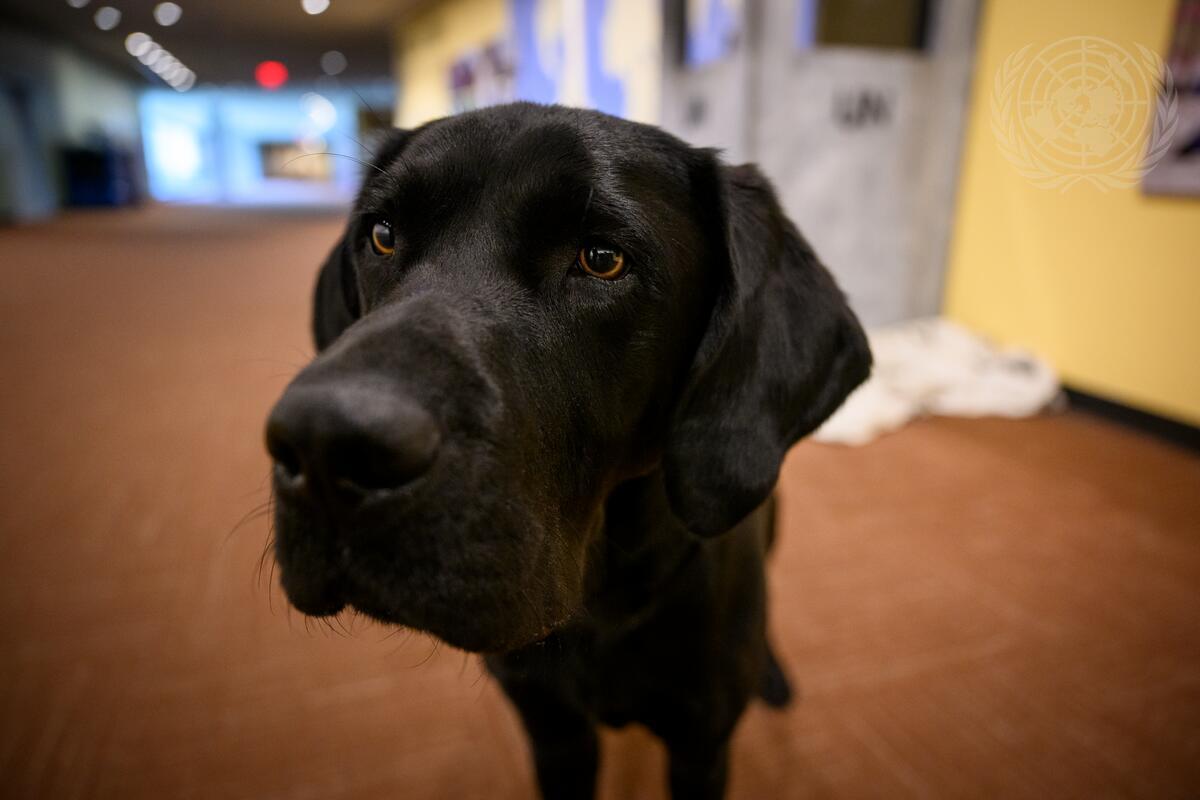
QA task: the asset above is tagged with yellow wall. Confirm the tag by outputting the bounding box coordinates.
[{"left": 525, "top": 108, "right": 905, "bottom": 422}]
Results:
[
  {"left": 944, "top": 0, "right": 1200, "bottom": 425},
  {"left": 394, "top": 0, "right": 509, "bottom": 128}
]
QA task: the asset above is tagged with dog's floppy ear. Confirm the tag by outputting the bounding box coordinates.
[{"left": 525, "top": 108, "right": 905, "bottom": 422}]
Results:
[
  {"left": 312, "top": 232, "right": 360, "bottom": 351},
  {"left": 664, "top": 162, "right": 872, "bottom": 536},
  {"left": 311, "top": 128, "right": 411, "bottom": 351}
]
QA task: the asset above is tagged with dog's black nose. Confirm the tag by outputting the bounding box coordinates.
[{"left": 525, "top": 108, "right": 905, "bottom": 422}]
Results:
[{"left": 265, "top": 378, "right": 440, "bottom": 505}]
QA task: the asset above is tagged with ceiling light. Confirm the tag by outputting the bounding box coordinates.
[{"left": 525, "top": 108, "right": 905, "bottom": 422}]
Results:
[
  {"left": 94, "top": 6, "right": 121, "bottom": 30},
  {"left": 125, "top": 32, "right": 152, "bottom": 56},
  {"left": 320, "top": 50, "right": 347, "bottom": 76},
  {"left": 153, "top": 2, "right": 182, "bottom": 26},
  {"left": 301, "top": 0, "right": 330, "bottom": 15},
  {"left": 123, "top": 31, "right": 196, "bottom": 92},
  {"left": 66, "top": 0, "right": 92, "bottom": 8}
]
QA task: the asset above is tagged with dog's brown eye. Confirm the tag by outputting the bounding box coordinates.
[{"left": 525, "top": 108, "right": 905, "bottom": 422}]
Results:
[
  {"left": 578, "top": 244, "right": 626, "bottom": 280},
  {"left": 370, "top": 221, "right": 395, "bottom": 256}
]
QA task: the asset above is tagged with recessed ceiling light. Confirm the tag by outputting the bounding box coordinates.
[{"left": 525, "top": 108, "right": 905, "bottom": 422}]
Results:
[
  {"left": 123, "top": 30, "right": 195, "bottom": 91},
  {"left": 301, "top": 0, "right": 330, "bottom": 16},
  {"left": 320, "top": 50, "right": 347, "bottom": 76},
  {"left": 66, "top": 0, "right": 92, "bottom": 8},
  {"left": 174, "top": 71, "right": 196, "bottom": 92},
  {"left": 94, "top": 6, "right": 121, "bottom": 30},
  {"left": 153, "top": 2, "right": 183, "bottom": 26},
  {"left": 125, "top": 32, "right": 152, "bottom": 56}
]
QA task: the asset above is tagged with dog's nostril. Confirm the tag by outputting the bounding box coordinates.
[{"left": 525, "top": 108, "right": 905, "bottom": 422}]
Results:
[
  {"left": 330, "top": 409, "right": 441, "bottom": 495},
  {"left": 335, "top": 456, "right": 403, "bottom": 494},
  {"left": 265, "top": 423, "right": 305, "bottom": 488},
  {"left": 274, "top": 452, "right": 303, "bottom": 484}
]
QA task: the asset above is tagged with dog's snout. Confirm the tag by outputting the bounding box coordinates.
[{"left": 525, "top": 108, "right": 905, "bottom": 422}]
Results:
[{"left": 266, "top": 378, "right": 441, "bottom": 505}]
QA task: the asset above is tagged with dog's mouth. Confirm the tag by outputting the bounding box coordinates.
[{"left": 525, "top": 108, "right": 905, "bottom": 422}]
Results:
[
  {"left": 272, "top": 514, "right": 581, "bottom": 654},
  {"left": 277, "top": 557, "right": 500, "bottom": 651},
  {"left": 277, "top": 557, "right": 348, "bottom": 618}
]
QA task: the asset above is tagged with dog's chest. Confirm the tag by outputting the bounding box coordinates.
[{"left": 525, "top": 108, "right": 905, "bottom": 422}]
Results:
[{"left": 554, "top": 599, "right": 720, "bottom": 729}]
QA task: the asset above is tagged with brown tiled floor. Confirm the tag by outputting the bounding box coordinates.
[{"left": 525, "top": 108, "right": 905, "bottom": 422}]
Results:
[{"left": 1, "top": 208, "right": 1198, "bottom": 799}]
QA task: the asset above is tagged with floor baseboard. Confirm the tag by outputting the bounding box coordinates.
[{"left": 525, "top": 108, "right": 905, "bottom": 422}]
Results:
[{"left": 1065, "top": 388, "right": 1200, "bottom": 454}]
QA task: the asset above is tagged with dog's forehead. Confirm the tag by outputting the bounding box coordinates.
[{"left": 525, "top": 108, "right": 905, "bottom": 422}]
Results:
[{"left": 386, "top": 105, "right": 693, "bottom": 197}]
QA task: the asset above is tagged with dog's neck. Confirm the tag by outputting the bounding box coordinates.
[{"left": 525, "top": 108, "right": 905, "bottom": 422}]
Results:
[
  {"left": 490, "top": 470, "right": 705, "bottom": 667},
  {"left": 582, "top": 469, "right": 702, "bottom": 631}
]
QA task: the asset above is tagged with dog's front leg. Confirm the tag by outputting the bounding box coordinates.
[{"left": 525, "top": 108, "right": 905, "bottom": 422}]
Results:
[
  {"left": 497, "top": 677, "right": 599, "bottom": 800},
  {"left": 666, "top": 738, "right": 731, "bottom": 800}
]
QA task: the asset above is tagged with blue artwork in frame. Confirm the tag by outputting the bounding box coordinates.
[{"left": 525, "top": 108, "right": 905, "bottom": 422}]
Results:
[{"left": 685, "top": 0, "right": 742, "bottom": 68}]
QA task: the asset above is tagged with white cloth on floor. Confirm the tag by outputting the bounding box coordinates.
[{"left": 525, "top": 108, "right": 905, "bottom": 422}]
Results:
[{"left": 814, "top": 317, "right": 1061, "bottom": 446}]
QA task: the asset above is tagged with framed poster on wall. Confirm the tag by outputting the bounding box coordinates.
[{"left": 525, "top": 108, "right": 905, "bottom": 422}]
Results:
[{"left": 1144, "top": 0, "right": 1200, "bottom": 196}]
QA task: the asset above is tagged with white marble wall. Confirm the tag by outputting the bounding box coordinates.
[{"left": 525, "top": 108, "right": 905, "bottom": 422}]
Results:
[{"left": 662, "top": 0, "right": 980, "bottom": 326}]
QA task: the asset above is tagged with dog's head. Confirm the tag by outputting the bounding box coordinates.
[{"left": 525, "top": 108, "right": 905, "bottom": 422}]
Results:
[{"left": 265, "top": 103, "right": 870, "bottom": 652}]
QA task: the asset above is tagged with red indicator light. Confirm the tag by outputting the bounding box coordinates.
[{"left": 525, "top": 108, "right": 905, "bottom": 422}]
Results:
[{"left": 255, "top": 61, "right": 288, "bottom": 90}]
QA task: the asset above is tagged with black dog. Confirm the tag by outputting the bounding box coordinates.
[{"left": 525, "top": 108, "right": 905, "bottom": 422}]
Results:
[{"left": 265, "top": 102, "right": 870, "bottom": 799}]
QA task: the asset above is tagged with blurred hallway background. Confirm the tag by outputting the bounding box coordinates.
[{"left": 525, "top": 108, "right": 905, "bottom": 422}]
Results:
[{"left": 1, "top": 0, "right": 1199, "bottom": 797}]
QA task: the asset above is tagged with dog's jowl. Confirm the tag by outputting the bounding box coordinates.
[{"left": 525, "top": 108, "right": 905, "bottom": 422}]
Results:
[{"left": 265, "top": 103, "right": 871, "bottom": 800}]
